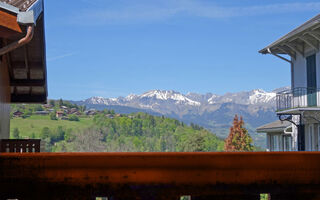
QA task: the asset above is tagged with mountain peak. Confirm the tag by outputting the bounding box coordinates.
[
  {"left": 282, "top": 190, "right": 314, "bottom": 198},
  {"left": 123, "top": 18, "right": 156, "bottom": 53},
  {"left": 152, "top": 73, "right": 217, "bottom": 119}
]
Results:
[
  {"left": 140, "top": 90, "right": 201, "bottom": 106},
  {"left": 80, "top": 87, "right": 284, "bottom": 109}
]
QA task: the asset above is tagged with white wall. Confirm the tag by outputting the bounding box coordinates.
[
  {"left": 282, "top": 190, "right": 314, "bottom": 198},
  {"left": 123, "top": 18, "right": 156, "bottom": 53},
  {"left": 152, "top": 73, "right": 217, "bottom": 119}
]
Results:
[
  {"left": 316, "top": 51, "right": 320, "bottom": 88},
  {"left": 292, "top": 54, "right": 307, "bottom": 88},
  {"left": 292, "top": 49, "right": 320, "bottom": 89}
]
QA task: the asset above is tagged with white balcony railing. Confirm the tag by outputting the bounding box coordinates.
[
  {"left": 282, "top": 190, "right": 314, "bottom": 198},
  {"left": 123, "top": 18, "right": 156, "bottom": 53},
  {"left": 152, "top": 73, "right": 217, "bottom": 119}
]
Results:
[{"left": 276, "top": 87, "right": 320, "bottom": 111}]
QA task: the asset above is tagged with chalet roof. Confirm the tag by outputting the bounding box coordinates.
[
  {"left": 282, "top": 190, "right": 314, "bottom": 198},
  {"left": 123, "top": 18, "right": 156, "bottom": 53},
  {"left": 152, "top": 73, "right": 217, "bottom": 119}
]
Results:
[
  {"left": 0, "top": 0, "right": 47, "bottom": 103},
  {"left": 259, "top": 14, "right": 320, "bottom": 58},
  {"left": 256, "top": 120, "right": 292, "bottom": 133}
]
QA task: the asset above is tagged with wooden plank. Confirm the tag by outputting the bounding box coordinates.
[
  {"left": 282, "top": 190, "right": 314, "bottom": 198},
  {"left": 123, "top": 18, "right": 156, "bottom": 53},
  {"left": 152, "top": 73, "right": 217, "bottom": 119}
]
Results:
[
  {"left": 299, "top": 36, "right": 319, "bottom": 51},
  {"left": 10, "top": 94, "right": 46, "bottom": 103},
  {"left": 1, "top": 152, "right": 320, "bottom": 199},
  {"left": 284, "top": 43, "right": 304, "bottom": 57},
  {"left": 10, "top": 61, "right": 43, "bottom": 69},
  {"left": 0, "top": 10, "right": 22, "bottom": 34},
  {"left": 10, "top": 79, "right": 45, "bottom": 86}
]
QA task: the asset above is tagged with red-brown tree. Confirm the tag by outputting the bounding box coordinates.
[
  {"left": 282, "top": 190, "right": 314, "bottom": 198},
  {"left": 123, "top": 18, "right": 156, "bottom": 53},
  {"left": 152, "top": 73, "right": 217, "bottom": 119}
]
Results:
[{"left": 224, "top": 115, "right": 254, "bottom": 152}]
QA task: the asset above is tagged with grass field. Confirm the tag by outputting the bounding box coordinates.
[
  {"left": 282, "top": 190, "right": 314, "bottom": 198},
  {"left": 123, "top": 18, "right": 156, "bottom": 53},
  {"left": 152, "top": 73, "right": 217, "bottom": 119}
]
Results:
[{"left": 10, "top": 115, "right": 94, "bottom": 138}]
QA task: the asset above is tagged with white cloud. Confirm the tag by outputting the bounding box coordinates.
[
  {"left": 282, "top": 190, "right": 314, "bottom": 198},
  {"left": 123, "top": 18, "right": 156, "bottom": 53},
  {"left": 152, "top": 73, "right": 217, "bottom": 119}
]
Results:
[
  {"left": 47, "top": 52, "right": 77, "bottom": 62},
  {"left": 72, "top": 1, "right": 320, "bottom": 25}
]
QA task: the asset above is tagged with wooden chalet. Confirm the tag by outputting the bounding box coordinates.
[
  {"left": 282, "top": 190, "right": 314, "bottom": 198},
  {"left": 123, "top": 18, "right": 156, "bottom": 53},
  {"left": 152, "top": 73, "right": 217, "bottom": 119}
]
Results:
[
  {"left": 56, "top": 110, "right": 64, "bottom": 118},
  {"left": 0, "top": 0, "right": 46, "bottom": 139}
]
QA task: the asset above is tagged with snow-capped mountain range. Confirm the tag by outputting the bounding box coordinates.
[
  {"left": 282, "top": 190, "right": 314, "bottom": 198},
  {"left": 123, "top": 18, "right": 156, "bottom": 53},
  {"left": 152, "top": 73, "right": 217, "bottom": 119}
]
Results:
[
  {"left": 82, "top": 88, "right": 279, "bottom": 108},
  {"left": 73, "top": 87, "right": 289, "bottom": 148}
]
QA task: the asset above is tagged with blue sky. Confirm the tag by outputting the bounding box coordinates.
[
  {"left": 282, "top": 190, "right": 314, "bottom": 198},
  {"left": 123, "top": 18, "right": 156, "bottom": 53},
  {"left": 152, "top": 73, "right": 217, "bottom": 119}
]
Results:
[{"left": 44, "top": 0, "right": 320, "bottom": 100}]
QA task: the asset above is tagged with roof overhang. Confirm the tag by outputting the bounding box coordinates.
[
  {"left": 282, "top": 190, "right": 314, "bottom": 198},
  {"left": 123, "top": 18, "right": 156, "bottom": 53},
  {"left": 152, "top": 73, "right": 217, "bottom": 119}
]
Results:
[
  {"left": 256, "top": 120, "right": 292, "bottom": 133},
  {"left": 256, "top": 127, "right": 286, "bottom": 133},
  {"left": 0, "top": 0, "right": 47, "bottom": 103},
  {"left": 259, "top": 14, "right": 320, "bottom": 59}
]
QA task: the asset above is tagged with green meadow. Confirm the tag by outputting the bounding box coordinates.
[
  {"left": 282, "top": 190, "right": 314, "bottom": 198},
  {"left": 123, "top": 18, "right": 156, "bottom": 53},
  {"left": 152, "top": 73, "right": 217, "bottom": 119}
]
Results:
[{"left": 10, "top": 115, "right": 93, "bottom": 139}]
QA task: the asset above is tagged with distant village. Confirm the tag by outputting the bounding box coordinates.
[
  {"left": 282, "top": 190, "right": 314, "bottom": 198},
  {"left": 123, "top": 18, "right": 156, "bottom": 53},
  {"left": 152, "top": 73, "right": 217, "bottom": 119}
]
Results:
[{"left": 11, "top": 99, "right": 123, "bottom": 121}]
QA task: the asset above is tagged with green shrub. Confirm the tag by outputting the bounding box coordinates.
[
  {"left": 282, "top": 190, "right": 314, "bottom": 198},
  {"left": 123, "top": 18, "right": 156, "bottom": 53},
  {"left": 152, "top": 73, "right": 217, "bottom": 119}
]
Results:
[{"left": 69, "top": 115, "right": 79, "bottom": 121}]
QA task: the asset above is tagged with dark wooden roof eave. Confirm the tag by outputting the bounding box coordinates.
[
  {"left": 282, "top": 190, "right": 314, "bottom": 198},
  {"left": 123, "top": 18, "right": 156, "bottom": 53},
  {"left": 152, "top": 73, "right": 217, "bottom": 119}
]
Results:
[{"left": 6, "top": 14, "right": 47, "bottom": 104}]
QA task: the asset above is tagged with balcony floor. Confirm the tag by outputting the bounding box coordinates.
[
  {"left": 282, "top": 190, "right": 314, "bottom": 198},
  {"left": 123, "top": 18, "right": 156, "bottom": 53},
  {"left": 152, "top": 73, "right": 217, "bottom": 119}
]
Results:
[{"left": 277, "top": 107, "right": 320, "bottom": 115}]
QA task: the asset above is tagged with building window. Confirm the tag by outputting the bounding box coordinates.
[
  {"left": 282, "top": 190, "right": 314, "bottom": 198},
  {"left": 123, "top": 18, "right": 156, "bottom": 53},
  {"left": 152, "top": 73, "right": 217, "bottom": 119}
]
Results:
[
  {"left": 272, "top": 134, "right": 280, "bottom": 151},
  {"left": 283, "top": 135, "right": 292, "bottom": 151},
  {"left": 306, "top": 124, "right": 317, "bottom": 151},
  {"left": 318, "top": 125, "right": 320, "bottom": 151}
]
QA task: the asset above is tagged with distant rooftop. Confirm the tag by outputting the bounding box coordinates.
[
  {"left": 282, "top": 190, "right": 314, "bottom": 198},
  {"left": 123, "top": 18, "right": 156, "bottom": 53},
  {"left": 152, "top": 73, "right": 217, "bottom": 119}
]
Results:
[{"left": 256, "top": 120, "right": 291, "bottom": 133}]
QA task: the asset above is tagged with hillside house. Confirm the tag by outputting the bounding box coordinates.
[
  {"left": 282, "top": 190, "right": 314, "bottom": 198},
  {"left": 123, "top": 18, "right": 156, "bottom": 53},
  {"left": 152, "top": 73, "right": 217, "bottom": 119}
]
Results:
[
  {"left": 85, "top": 109, "right": 97, "bottom": 116},
  {"left": 259, "top": 14, "right": 320, "bottom": 151},
  {"left": 69, "top": 107, "right": 78, "bottom": 114},
  {"left": 0, "top": 0, "right": 47, "bottom": 139},
  {"left": 43, "top": 104, "right": 53, "bottom": 109},
  {"left": 257, "top": 120, "right": 292, "bottom": 151},
  {"left": 13, "top": 110, "right": 23, "bottom": 117},
  {"left": 35, "top": 110, "right": 49, "bottom": 115},
  {"left": 56, "top": 110, "right": 64, "bottom": 118}
]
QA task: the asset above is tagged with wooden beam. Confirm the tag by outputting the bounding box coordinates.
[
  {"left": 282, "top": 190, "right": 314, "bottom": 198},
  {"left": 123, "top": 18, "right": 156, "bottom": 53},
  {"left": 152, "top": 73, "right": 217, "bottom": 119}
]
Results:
[
  {"left": 299, "top": 36, "right": 319, "bottom": 51},
  {"left": 306, "top": 32, "right": 320, "bottom": 42},
  {"left": 10, "top": 79, "right": 45, "bottom": 87},
  {"left": 3, "top": 40, "right": 14, "bottom": 80},
  {"left": 0, "top": 10, "right": 22, "bottom": 34},
  {"left": 284, "top": 43, "right": 304, "bottom": 57},
  {"left": 24, "top": 45, "right": 30, "bottom": 79},
  {"left": 311, "top": 24, "right": 320, "bottom": 31},
  {"left": 276, "top": 46, "right": 296, "bottom": 60},
  {"left": 11, "top": 94, "right": 46, "bottom": 103},
  {"left": 10, "top": 61, "right": 43, "bottom": 69}
]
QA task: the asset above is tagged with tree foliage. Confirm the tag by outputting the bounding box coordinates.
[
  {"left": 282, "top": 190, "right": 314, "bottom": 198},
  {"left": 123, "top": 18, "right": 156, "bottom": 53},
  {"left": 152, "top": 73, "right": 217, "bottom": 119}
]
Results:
[
  {"left": 50, "top": 112, "right": 58, "bottom": 120},
  {"left": 224, "top": 115, "right": 254, "bottom": 152},
  {"left": 12, "top": 128, "right": 20, "bottom": 139},
  {"left": 53, "top": 112, "right": 224, "bottom": 152}
]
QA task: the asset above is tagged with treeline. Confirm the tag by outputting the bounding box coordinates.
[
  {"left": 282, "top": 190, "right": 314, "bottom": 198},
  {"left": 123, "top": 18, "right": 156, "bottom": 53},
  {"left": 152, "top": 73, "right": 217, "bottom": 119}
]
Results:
[{"left": 53, "top": 112, "right": 224, "bottom": 152}]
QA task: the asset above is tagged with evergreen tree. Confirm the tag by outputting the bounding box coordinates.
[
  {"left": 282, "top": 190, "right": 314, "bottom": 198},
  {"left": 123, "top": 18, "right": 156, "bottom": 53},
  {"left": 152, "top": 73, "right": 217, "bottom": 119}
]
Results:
[
  {"left": 58, "top": 98, "right": 63, "bottom": 107},
  {"left": 13, "top": 128, "right": 20, "bottom": 139},
  {"left": 49, "top": 100, "right": 55, "bottom": 107},
  {"left": 41, "top": 127, "right": 51, "bottom": 139},
  {"left": 50, "top": 112, "right": 57, "bottom": 120},
  {"left": 224, "top": 115, "right": 254, "bottom": 152}
]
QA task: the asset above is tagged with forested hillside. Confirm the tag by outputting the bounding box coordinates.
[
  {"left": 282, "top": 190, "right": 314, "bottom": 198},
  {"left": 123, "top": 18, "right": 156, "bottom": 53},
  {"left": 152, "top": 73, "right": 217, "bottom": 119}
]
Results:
[{"left": 10, "top": 102, "right": 224, "bottom": 152}]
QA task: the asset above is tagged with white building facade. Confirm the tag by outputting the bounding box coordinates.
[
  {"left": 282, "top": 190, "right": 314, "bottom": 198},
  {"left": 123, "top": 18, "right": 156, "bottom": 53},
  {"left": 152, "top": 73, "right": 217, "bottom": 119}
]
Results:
[{"left": 259, "top": 14, "right": 320, "bottom": 151}]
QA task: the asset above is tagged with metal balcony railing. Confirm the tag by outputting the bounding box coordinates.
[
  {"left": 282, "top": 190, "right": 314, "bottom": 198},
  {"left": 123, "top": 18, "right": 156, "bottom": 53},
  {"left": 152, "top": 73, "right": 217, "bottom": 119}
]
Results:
[
  {"left": 0, "top": 139, "right": 40, "bottom": 153},
  {"left": 276, "top": 87, "right": 320, "bottom": 111}
]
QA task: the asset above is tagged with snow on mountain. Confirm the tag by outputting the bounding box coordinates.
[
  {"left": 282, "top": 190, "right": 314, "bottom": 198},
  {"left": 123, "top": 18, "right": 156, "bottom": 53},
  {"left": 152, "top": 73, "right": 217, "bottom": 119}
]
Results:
[
  {"left": 83, "top": 96, "right": 112, "bottom": 105},
  {"left": 83, "top": 88, "right": 278, "bottom": 108},
  {"left": 140, "top": 90, "right": 201, "bottom": 106},
  {"left": 248, "top": 89, "right": 276, "bottom": 104},
  {"left": 125, "top": 94, "right": 138, "bottom": 101},
  {"left": 207, "top": 94, "right": 219, "bottom": 104}
]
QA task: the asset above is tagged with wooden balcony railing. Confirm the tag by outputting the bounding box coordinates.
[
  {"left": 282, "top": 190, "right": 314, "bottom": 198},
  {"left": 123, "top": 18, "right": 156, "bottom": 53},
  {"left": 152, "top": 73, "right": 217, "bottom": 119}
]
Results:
[
  {"left": 1, "top": 152, "right": 320, "bottom": 199},
  {"left": 276, "top": 87, "right": 320, "bottom": 111},
  {"left": 0, "top": 139, "right": 40, "bottom": 153}
]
